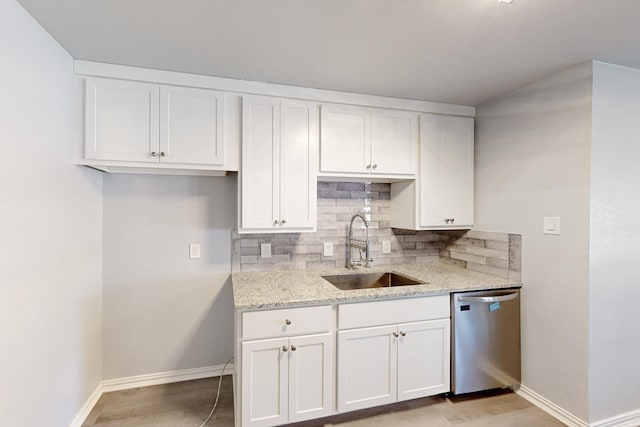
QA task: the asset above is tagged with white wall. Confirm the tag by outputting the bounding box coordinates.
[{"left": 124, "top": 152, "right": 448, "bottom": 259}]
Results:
[
  {"left": 102, "top": 174, "right": 236, "bottom": 379},
  {"left": 589, "top": 61, "right": 640, "bottom": 423},
  {"left": 0, "top": 1, "right": 103, "bottom": 426},
  {"left": 474, "top": 63, "right": 592, "bottom": 421}
]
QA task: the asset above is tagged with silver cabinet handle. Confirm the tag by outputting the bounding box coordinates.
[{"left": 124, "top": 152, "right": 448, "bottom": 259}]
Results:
[
  {"left": 451, "top": 218, "right": 455, "bottom": 223},
  {"left": 281, "top": 219, "right": 286, "bottom": 224},
  {"left": 392, "top": 332, "right": 399, "bottom": 337},
  {"left": 444, "top": 218, "right": 449, "bottom": 224},
  {"left": 400, "top": 331, "right": 406, "bottom": 337},
  {"left": 285, "top": 319, "right": 291, "bottom": 325},
  {"left": 458, "top": 292, "right": 519, "bottom": 303},
  {"left": 274, "top": 220, "right": 279, "bottom": 225},
  {"left": 151, "top": 152, "right": 158, "bottom": 157},
  {"left": 160, "top": 151, "right": 166, "bottom": 157},
  {"left": 372, "top": 164, "right": 378, "bottom": 169},
  {"left": 282, "top": 346, "right": 288, "bottom": 352},
  {"left": 291, "top": 345, "right": 297, "bottom": 352},
  {"left": 366, "top": 164, "right": 372, "bottom": 169}
]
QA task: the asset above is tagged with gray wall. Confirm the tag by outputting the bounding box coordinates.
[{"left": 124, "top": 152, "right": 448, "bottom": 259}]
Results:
[
  {"left": 474, "top": 63, "right": 592, "bottom": 421},
  {"left": 0, "top": 0, "right": 104, "bottom": 425},
  {"left": 102, "top": 174, "right": 236, "bottom": 379},
  {"left": 589, "top": 61, "right": 640, "bottom": 422}
]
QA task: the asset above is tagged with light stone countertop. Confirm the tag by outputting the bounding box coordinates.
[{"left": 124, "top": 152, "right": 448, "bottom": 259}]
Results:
[{"left": 232, "top": 262, "right": 521, "bottom": 310}]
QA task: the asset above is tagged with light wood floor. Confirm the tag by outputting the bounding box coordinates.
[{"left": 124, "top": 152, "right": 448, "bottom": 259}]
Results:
[{"left": 83, "top": 376, "right": 565, "bottom": 427}]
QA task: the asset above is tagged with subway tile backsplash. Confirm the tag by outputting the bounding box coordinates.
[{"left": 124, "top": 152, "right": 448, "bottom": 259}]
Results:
[{"left": 232, "top": 181, "right": 521, "bottom": 281}]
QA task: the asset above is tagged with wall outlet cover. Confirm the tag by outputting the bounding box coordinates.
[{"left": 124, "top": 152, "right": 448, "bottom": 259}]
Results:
[
  {"left": 261, "top": 243, "right": 272, "bottom": 258},
  {"left": 323, "top": 242, "right": 333, "bottom": 257},
  {"left": 382, "top": 241, "right": 391, "bottom": 254},
  {"left": 189, "top": 243, "right": 201, "bottom": 259}
]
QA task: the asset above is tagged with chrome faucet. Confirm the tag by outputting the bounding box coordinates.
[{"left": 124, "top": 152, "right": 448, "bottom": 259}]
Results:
[{"left": 347, "top": 214, "right": 373, "bottom": 268}]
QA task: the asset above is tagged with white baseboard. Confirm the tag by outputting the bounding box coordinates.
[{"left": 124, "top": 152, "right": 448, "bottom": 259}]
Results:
[
  {"left": 69, "top": 363, "right": 234, "bottom": 427},
  {"left": 68, "top": 383, "right": 103, "bottom": 427},
  {"left": 516, "top": 385, "right": 589, "bottom": 427},
  {"left": 591, "top": 409, "right": 640, "bottom": 427},
  {"left": 101, "top": 363, "right": 234, "bottom": 393}
]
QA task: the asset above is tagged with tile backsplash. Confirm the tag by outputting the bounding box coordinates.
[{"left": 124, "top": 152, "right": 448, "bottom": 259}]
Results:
[{"left": 232, "top": 182, "right": 521, "bottom": 280}]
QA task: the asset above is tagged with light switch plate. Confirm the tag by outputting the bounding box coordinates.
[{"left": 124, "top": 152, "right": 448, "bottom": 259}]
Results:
[
  {"left": 323, "top": 242, "right": 333, "bottom": 257},
  {"left": 189, "top": 243, "right": 201, "bottom": 259},
  {"left": 543, "top": 217, "right": 561, "bottom": 235},
  {"left": 261, "top": 243, "right": 272, "bottom": 258},
  {"left": 382, "top": 241, "right": 391, "bottom": 254}
]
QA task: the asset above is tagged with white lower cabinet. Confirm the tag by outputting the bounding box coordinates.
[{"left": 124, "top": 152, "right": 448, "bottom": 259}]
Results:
[
  {"left": 337, "top": 296, "right": 451, "bottom": 413},
  {"left": 337, "top": 320, "right": 450, "bottom": 412},
  {"left": 240, "top": 333, "right": 333, "bottom": 427},
  {"left": 237, "top": 296, "right": 450, "bottom": 426}
]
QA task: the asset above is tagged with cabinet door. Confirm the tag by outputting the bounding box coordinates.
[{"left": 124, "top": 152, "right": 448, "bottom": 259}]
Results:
[
  {"left": 241, "top": 96, "right": 280, "bottom": 230},
  {"left": 288, "top": 333, "right": 333, "bottom": 422},
  {"left": 159, "top": 86, "right": 224, "bottom": 166},
  {"left": 320, "top": 104, "right": 370, "bottom": 174},
  {"left": 371, "top": 110, "right": 418, "bottom": 175},
  {"left": 279, "top": 100, "right": 318, "bottom": 231},
  {"left": 85, "top": 77, "right": 159, "bottom": 162},
  {"left": 419, "top": 114, "right": 474, "bottom": 228},
  {"left": 443, "top": 116, "right": 474, "bottom": 227},
  {"left": 397, "top": 319, "right": 451, "bottom": 401},
  {"left": 241, "top": 337, "right": 289, "bottom": 427},
  {"left": 337, "top": 325, "right": 397, "bottom": 413}
]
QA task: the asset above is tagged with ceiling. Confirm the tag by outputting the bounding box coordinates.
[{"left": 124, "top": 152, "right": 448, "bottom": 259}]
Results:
[{"left": 16, "top": 0, "right": 640, "bottom": 106}]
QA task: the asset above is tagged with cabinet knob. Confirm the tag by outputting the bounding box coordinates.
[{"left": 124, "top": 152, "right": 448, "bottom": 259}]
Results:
[
  {"left": 160, "top": 151, "right": 166, "bottom": 157},
  {"left": 281, "top": 219, "right": 286, "bottom": 224},
  {"left": 151, "top": 152, "right": 158, "bottom": 157},
  {"left": 366, "top": 164, "right": 371, "bottom": 169},
  {"left": 400, "top": 331, "right": 406, "bottom": 337},
  {"left": 444, "top": 218, "right": 449, "bottom": 224},
  {"left": 372, "top": 164, "right": 378, "bottom": 169},
  {"left": 451, "top": 218, "right": 455, "bottom": 223},
  {"left": 285, "top": 319, "right": 291, "bottom": 325},
  {"left": 393, "top": 332, "right": 399, "bottom": 337},
  {"left": 282, "top": 346, "right": 288, "bottom": 352},
  {"left": 274, "top": 220, "right": 279, "bottom": 225},
  {"left": 291, "top": 345, "right": 297, "bottom": 352}
]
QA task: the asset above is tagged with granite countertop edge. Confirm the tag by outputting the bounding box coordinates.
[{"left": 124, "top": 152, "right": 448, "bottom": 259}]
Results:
[{"left": 232, "top": 262, "right": 522, "bottom": 311}]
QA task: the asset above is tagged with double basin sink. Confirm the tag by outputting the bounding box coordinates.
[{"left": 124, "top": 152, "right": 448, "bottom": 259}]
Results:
[{"left": 322, "top": 271, "right": 425, "bottom": 291}]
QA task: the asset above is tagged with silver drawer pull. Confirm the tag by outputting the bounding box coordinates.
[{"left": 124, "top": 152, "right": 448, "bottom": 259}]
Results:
[
  {"left": 282, "top": 346, "right": 288, "bottom": 352},
  {"left": 393, "top": 332, "right": 399, "bottom": 337},
  {"left": 291, "top": 345, "right": 297, "bottom": 352},
  {"left": 400, "top": 331, "right": 406, "bottom": 337},
  {"left": 285, "top": 319, "right": 291, "bottom": 325}
]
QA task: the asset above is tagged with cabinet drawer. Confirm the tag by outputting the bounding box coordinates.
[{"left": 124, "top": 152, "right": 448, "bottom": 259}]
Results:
[
  {"left": 242, "top": 305, "right": 332, "bottom": 340},
  {"left": 338, "top": 295, "right": 449, "bottom": 330}
]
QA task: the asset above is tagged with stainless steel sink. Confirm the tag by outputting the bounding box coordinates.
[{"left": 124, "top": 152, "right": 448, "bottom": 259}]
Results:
[{"left": 322, "top": 272, "right": 424, "bottom": 290}]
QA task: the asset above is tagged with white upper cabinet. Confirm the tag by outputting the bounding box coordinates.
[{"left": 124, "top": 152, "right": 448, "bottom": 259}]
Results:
[
  {"left": 85, "top": 78, "right": 159, "bottom": 163},
  {"left": 159, "top": 85, "right": 224, "bottom": 166},
  {"left": 240, "top": 95, "right": 318, "bottom": 233},
  {"left": 390, "top": 113, "right": 474, "bottom": 230},
  {"left": 320, "top": 104, "right": 417, "bottom": 178},
  {"left": 419, "top": 113, "right": 474, "bottom": 228},
  {"left": 83, "top": 77, "right": 231, "bottom": 174}
]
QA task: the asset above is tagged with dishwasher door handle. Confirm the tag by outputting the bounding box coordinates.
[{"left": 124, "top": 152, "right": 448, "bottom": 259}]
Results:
[{"left": 458, "top": 292, "right": 519, "bottom": 303}]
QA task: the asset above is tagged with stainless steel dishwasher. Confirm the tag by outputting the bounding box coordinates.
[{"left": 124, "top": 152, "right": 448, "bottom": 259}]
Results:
[{"left": 451, "top": 288, "right": 521, "bottom": 394}]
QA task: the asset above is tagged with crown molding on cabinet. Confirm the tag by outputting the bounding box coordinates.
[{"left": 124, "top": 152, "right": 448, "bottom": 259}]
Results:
[{"left": 74, "top": 60, "right": 476, "bottom": 117}]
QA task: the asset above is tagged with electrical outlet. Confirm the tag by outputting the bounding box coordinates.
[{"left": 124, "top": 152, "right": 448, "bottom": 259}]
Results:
[
  {"left": 189, "top": 243, "right": 201, "bottom": 259},
  {"left": 323, "top": 242, "right": 334, "bottom": 257},
  {"left": 261, "top": 243, "right": 272, "bottom": 258},
  {"left": 382, "top": 241, "right": 391, "bottom": 254}
]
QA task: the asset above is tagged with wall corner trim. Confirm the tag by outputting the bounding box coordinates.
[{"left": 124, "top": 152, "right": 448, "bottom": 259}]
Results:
[
  {"left": 68, "top": 363, "right": 234, "bottom": 427},
  {"left": 516, "top": 385, "right": 588, "bottom": 427}
]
